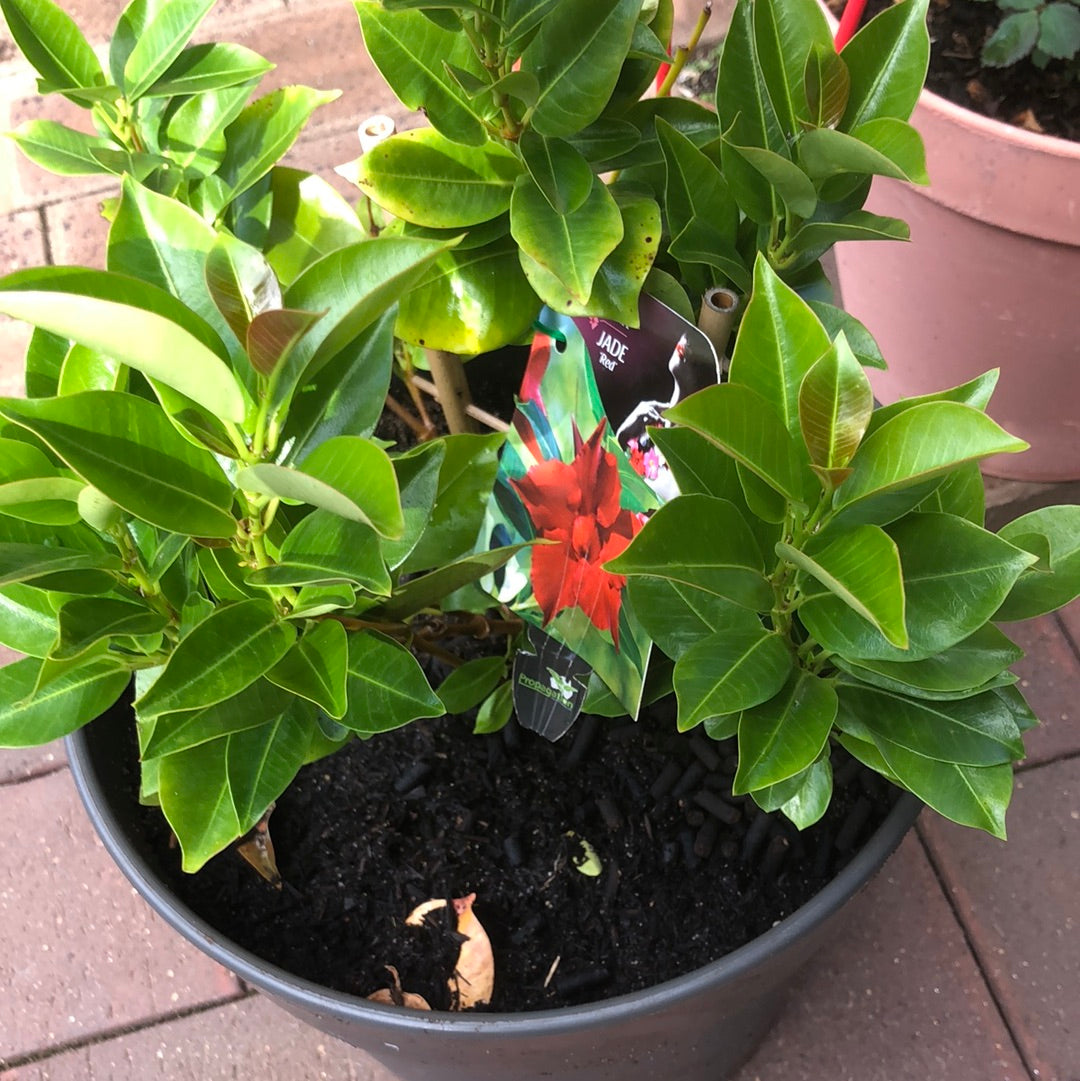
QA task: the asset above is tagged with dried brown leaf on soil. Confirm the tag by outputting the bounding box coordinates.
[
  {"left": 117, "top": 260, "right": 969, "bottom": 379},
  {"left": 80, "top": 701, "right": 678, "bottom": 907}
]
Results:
[
  {"left": 367, "top": 965, "right": 432, "bottom": 1011},
  {"left": 404, "top": 893, "right": 495, "bottom": 1010}
]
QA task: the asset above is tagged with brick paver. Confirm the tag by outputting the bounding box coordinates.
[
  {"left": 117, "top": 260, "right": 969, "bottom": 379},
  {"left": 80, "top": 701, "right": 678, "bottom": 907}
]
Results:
[
  {"left": 733, "top": 834, "right": 1029, "bottom": 1081},
  {"left": 0, "top": 770, "right": 240, "bottom": 1066},
  {"left": 921, "top": 757, "right": 1080, "bottom": 1081}
]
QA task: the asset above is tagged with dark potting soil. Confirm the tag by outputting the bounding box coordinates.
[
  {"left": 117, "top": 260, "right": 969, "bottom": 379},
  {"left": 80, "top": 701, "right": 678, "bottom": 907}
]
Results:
[{"left": 130, "top": 701, "right": 896, "bottom": 1013}]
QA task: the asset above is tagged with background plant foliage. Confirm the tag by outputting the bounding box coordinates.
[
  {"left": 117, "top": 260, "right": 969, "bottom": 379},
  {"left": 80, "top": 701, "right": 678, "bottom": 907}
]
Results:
[{"left": 0, "top": 0, "right": 1076, "bottom": 876}]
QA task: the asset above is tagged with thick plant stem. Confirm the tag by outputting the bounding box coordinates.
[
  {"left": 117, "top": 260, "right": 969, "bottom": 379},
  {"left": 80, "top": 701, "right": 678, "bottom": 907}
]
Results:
[
  {"left": 426, "top": 349, "right": 480, "bottom": 434},
  {"left": 656, "top": 1, "right": 713, "bottom": 98}
]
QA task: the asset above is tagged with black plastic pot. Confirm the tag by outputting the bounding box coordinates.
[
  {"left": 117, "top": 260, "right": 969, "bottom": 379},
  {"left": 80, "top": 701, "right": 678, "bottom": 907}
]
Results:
[{"left": 67, "top": 697, "right": 921, "bottom": 1081}]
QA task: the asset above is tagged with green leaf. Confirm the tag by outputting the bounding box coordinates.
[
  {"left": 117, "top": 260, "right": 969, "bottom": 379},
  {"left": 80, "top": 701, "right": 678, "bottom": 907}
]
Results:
[
  {"left": 246, "top": 510, "right": 390, "bottom": 594},
  {"left": 517, "top": 192, "right": 659, "bottom": 325},
  {"left": 0, "top": 656, "right": 128, "bottom": 747},
  {"left": 1036, "top": 3, "right": 1080, "bottom": 60},
  {"left": 996, "top": 506, "right": 1080, "bottom": 620},
  {"left": 356, "top": 128, "right": 520, "bottom": 229},
  {"left": 473, "top": 682, "right": 513, "bottom": 734},
  {"left": 512, "top": 173, "right": 624, "bottom": 304},
  {"left": 802, "top": 513, "right": 1037, "bottom": 662},
  {"left": 122, "top": 0, "right": 215, "bottom": 100},
  {"left": 396, "top": 231, "right": 539, "bottom": 354},
  {"left": 841, "top": 0, "right": 930, "bottom": 127},
  {"left": 798, "top": 333, "right": 874, "bottom": 479},
  {"left": 246, "top": 308, "right": 324, "bottom": 377},
  {"left": 355, "top": 1, "right": 491, "bottom": 146},
  {"left": 864, "top": 370, "right": 999, "bottom": 437},
  {"left": 135, "top": 599, "right": 295, "bottom": 718},
  {"left": 798, "top": 120, "right": 928, "bottom": 184},
  {"left": 143, "top": 42, "right": 274, "bottom": 97},
  {"left": 7, "top": 120, "right": 114, "bottom": 176},
  {"left": 607, "top": 495, "right": 771, "bottom": 611},
  {"left": 915, "top": 462, "right": 985, "bottom": 525},
  {"left": 781, "top": 523, "right": 907, "bottom": 647},
  {"left": 722, "top": 141, "right": 818, "bottom": 218},
  {"left": 436, "top": 655, "right": 507, "bottom": 713},
  {"left": 280, "top": 236, "right": 452, "bottom": 409},
  {"left": 378, "top": 545, "right": 526, "bottom": 621},
  {"left": 734, "top": 670, "right": 837, "bottom": 792},
  {"left": 835, "top": 402, "right": 1029, "bottom": 513},
  {"left": 57, "top": 345, "right": 125, "bottom": 396},
  {"left": 0, "top": 542, "right": 121, "bottom": 588},
  {"left": 665, "top": 384, "right": 816, "bottom": 506},
  {"left": 656, "top": 117, "right": 738, "bottom": 243},
  {"left": 804, "top": 42, "right": 851, "bottom": 128},
  {"left": 780, "top": 756, "right": 833, "bottom": 828},
  {"left": 402, "top": 431, "right": 505, "bottom": 571},
  {"left": 520, "top": 0, "right": 642, "bottom": 138},
  {"left": 217, "top": 85, "right": 340, "bottom": 205},
  {"left": 203, "top": 230, "right": 281, "bottom": 350},
  {"left": 0, "top": 393, "right": 236, "bottom": 538},
  {"left": 266, "top": 619, "right": 348, "bottom": 718},
  {"left": 162, "top": 81, "right": 254, "bottom": 174},
  {"left": 0, "top": 268, "right": 244, "bottom": 422},
  {"left": 0, "top": 583, "right": 60, "bottom": 656},
  {"left": 673, "top": 608, "right": 792, "bottom": 730},
  {"left": 262, "top": 168, "right": 366, "bottom": 288},
  {"left": 628, "top": 578, "right": 756, "bottom": 661},
  {"left": 342, "top": 630, "right": 444, "bottom": 734},
  {"left": 806, "top": 300, "right": 886, "bottom": 370},
  {"left": 0, "top": 475, "right": 82, "bottom": 526},
  {"left": 143, "top": 678, "right": 292, "bottom": 758},
  {"left": 982, "top": 9, "right": 1040, "bottom": 64},
  {"left": 0, "top": 0, "right": 104, "bottom": 99},
  {"left": 381, "top": 442, "right": 445, "bottom": 571},
  {"left": 729, "top": 256, "right": 832, "bottom": 445},
  {"left": 54, "top": 597, "right": 168, "bottom": 660},
  {"left": 518, "top": 130, "right": 594, "bottom": 216},
  {"left": 786, "top": 210, "right": 910, "bottom": 255}
]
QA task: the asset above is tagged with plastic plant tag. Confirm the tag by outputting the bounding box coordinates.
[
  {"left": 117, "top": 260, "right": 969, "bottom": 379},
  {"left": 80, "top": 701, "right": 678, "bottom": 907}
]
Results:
[{"left": 481, "top": 293, "right": 718, "bottom": 740}]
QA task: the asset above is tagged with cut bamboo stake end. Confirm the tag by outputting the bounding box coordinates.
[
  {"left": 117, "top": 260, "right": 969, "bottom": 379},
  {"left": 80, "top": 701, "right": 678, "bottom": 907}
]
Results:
[
  {"left": 358, "top": 114, "right": 396, "bottom": 153},
  {"left": 697, "top": 286, "right": 742, "bottom": 364}
]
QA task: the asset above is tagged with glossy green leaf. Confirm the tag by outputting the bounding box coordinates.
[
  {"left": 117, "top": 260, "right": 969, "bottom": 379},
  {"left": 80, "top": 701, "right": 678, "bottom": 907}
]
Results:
[
  {"left": 519, "top": 0, "right": 641, "bottom": 137},
  {"left": 806, "top": 300, "right": 886, "bottom": 370},
  {"left": 356, "top": 128, "right": 520, "bottom": 229},
  {"left": 355, "top": 1, "right": 491, "bottom": 146},
  {"left": 519, "top": 131, "right": 594, "bottom": 216},
  {"left": 0, "top": 656, "right": 128, "bottom": 747},
  {"left": 0, "top": 471, "right": 82, "bottom": 526},
  {"left": 378, "top": 545, "right": 526, "bottom": 621},
  {"left": 0, "top": 542, "right": 120, "bottom": 588},
  {"left": 143, "top": 678, "right": 292, "bottom": 758},
  {"left": 396, "top": 231, "right": 538, "bottom": 354},
  {"left": 402, "top": 431, "right": 505, "bottom": 571},
  {"left": 54, "top": 597, "right": 168, "bottom": 660},
  {"left": 836, "top": 402, "right": 1028, "bottom": 513},
  {"left": 802, "top": 513, "right": 1037, "bottom": 662},
  {"left": 837, "top": 682, "right": 1024, "bottom": 768},
  {"left": 381, "top": 441, "right": 445, "bottom": 570},
  {"left": 246, "top": 308, "right": 323, "bottom": 377},
  {"left": 0, "top": 268, "right": 243, "bottom": 422},
  {"left": 289, "top": 584, "right": 355, "bottom": 620},
  {"left": 915, "top": 462, "right": 986, "bottom": 525},
  {"left": 779, "top": 756, "right": 833, "bottom": 828},
  {"left": 566, "top": 118, "right": 641, "bottom": 165},
  {"left": 203, "top": 230, "right": 281, "bottom": 348},
  {"left": 665, "top": 384, "right": 816, "bottom": 506},
  {"left": 163, "top": 81, "right": 253, "bottom": 174},
  {"left": 782, "top": 523, "right": 907, "bottom": 647},
  {"left": 0, "top": 0, "right": 104, "bottom": 98},
  {"left": 734, "top": 670, "right": 837, "bottom": 792},
  {"left": 342, "top": 630, "right": 444, "bottom": 734},
  {"left": 674, "top": 608, "right": 792, "bottom": 730},
  {"left": 786, "top": 210, "right": 910, "bottom": 256},
  {"left": 0, "top": 583, "right": 59, "bottom": 656},
  {"left": 473, "top": 681, "right": 514, "bottom": 734},
  {"left": 840, "top": 0, "right": 930, "bottom": 128},
  {"left": 798, "top": 120, "right": 928, "bottom": 184},
  {"left": 804, "top": 42, "right": 850, "bottom": 128},
  {"left": 518, "top": 192, "right": 659, "bottom": 325},
  {"left": 729, "top": 256, "right": 832, "bottom": 444},
  {"left": 266, "top": 619, "right": 347, "bottom": 718},
  {"left": 511, "top": 173, "right": 623, "bottom": 305},
  {"left": 217, "top": 85, "right": 340, "bottom": 204},
  {"left": 0, "top": 392, "right": 236, "bottom": 538},
  {"left": 135, "top": 599, "right": 295, "bottom": 718},
  {"left": 724, "top": 141, "right": 818, "bottom": 218},
  {"left": 8, "top": 120, "right": 113, "bottom": 176},
  {"left": 246, "top": 510, "right": 390, "bottom": 594},
  {"left": 996, "top": 506, "right": 1080, "bottom": 620},
  {"left": 865, "top": 371, "right": 999, "bottom": 438},
  {"left": 122, "top": 0, "right": 215, "bottom": 100},
  {"left": 627, "top": 578, "right": 752, "bottom": 661},
  {"left": 596, "top": 98, "right": 720, "bottom": 172},
  {"left": 262, "top": 168, "right": 366, "bottom": 288},
  {"left": 799, "top": 333, "right": 874, "bottom": 480},
  {"left": 657, "top": 117, "right": 738, "bottom": 244},
  {"left": 607, "top": 495, "right": 771, "bottom": 611},
  {"left": 143, "top": 42, "right": 273, "bottom": 97},
  {"left": 280, "top": 236, "right": 451, "bottom": 408},
  {"left": 57, "top": 344, "right": 124, "bottom": 396},
  {"left": 436, "top": 656, "right": 507, "bottom": 714}
]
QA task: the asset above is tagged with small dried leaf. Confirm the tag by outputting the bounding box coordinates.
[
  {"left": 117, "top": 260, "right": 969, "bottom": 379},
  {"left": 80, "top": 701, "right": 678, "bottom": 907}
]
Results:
[
  {"left": 235, "top": 803, "right": 281, "bottom": 888},
  {"left": 1012, "top": 108, "right": 1045, "bottom": 133},
  {"left": 449, "top": 893, "right": 494, "bottom": 1010},
  {"left": 405, "top": 897, "right": 449, "bottom": 926},
  {"left": 367, "top": 965, "right": 432, "bottom": 1011}
]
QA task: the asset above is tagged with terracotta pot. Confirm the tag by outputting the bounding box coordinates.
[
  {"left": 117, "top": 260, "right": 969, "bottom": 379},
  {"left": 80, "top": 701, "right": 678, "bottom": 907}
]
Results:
[{"left": 833, "top": 87, "right": 1080, "bottom": 480}]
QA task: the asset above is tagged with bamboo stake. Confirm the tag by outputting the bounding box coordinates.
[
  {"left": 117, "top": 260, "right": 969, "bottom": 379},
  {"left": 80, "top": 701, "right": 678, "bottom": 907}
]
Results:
[
  {"left": 697, "top": 286, "right": 742, "bottom": 364},
  {"left": 412, "top": 373, "right": 509, "bottom": 433},
  {"left": 424, "top": 349, "right": 480, "bottom": 434}
]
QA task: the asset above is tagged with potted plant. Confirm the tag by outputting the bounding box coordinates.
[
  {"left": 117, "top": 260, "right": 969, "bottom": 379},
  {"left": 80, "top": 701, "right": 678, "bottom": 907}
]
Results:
[
  {"left": 825, "top": 0, "right": 1080, "bottom": 482},
  {"left": 0, "top": 0, "right": 1078, "bottom": 1079}
]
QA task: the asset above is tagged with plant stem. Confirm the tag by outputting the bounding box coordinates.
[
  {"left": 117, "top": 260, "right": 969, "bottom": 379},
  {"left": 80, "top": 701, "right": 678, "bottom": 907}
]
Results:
[
  {"left": 425, "top": 349, "right": 480, "bottom": 434},
  {"left": 656, "top": 1, "right": 713, "bottom": 98}
]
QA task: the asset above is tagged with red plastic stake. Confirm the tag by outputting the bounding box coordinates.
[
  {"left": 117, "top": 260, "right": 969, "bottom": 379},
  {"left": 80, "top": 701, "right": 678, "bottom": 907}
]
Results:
[{"left": 834, "top": 0, "right": 868, "bottom": 50}]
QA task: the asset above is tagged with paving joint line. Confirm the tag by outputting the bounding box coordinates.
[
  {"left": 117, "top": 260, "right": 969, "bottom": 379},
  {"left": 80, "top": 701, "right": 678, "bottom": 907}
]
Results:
[
  {"left": 1015, "top": 747, "right": 1080, "bottom": 774},
  {"left": 914, "top": 826, "right": 1039, "bottom": 1081},
  {"left": 1053, "top": 609, "right": 1080, "bottom": 663},
  {"left": 0, "top": 989, "right": 255, "bottom": 1071},
  {"left": 0, "top": 761, "right": 68, "bottom": 790}
]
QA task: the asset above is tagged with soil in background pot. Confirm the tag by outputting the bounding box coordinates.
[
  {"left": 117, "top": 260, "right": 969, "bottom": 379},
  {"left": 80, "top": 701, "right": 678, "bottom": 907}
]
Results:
[{"left": 127, "top": 700, "right": 896, "bottom": 1014}]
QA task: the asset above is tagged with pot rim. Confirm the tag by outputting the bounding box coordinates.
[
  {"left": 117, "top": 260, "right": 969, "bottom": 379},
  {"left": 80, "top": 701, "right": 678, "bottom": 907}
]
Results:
[{"left": 66, "top": 721, "right": 921, "bottom": 1038}]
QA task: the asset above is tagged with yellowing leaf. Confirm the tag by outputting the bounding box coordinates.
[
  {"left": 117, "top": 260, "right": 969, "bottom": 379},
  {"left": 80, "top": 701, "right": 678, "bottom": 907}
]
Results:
[
  {"left": 449, "top": 893, "right": 494, "bottom": 1010},
  {"left": 367, "top": 965, "right": 432, "bottom": 1011}
]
